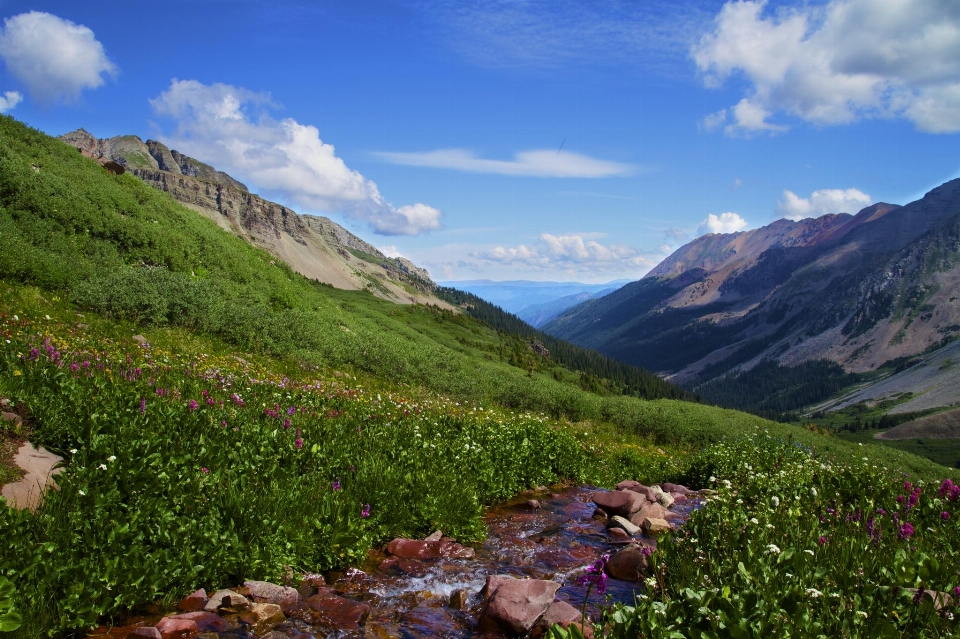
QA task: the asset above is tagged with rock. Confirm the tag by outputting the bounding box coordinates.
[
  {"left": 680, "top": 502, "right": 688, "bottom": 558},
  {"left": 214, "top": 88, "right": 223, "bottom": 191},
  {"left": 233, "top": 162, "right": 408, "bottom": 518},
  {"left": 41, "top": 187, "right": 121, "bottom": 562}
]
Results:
[
  {"left": 378, "top": 556, "right": 431, "bottom": 577},
  {"left": 424, "top": 530, "right": 443, "bottom": 542},
  {"left": 301, "top": 572, "right": 326, "bottom": 588},
  {"left": 239, "top": 603, "right": 285, "bottom": 635},
  {"left": 167, "top": 612, "right": 228, "bottom": 633},
  {"left": 591, "top": 508, "right": 608, "bottom": 521},
  {"left": 449, "top": 589, "right": 470, "bottom": 610},
  {"left": 296, "top": 583, "right": 315, "bottom": 599},
  {"left": 608, "top": 515, "right": 641, "bottom": 536},
  {"left": 526, "top": 500, "right": 541, "bottom": 510},
  {"left": 531, "top": 601, "right": 593, "bottom": 638},
  {"left": 155, "top": 617, "right": 198, "bottom": 639},
  {"left": 386, "top": 537, "right": 475, "bottom": 560},
  {"left": 608, "top": 527, "right": 630, "bottom": 541},
  {"left": 259, "top": 633, "right": 291, "bottom": 639},
  {"left": 133, "top": 335, "right": 148, "bottom": 345},
  {"left": 204, "top": 589, "right": 250, "bottom": 613},
  {"left": 0, "top": 442, "right": 65, "bottom": 512},
  {"left": 480, "top": 575, "right": 561, "bottom": 634},
  {"left": 1, "top": 411, "right": 21, "bottom": 426},
  {"left": 244, "top": 580, "right": 299, "bottom": 612},
  {"left": 605, "top": 545, "right": 652, "bottom": 581},
  {"left": 589, "top": 490, "right": 644, "bottom": 518},
  {"left": 630, "top": 502, "right": 667, "bottom": 526},
  {"left": 304, "top": 589, "right": 371, "bottom": 629},
  {"left": 130, "top": 628, "right": 162, "bottom": 639},
  {"left": 650, "top": 485, "right": 675, "bottom": 508},
  {"left": 641, "top": 517, "right": 672, "bottom": 534},
  {"left": 176, "top": 589, "right": 208, "bottom": 612},
  {"left": 661, "top": 482, "right": 693, "bottom": 495},
  {"left": 616, "top": 481, "right": 656, "bottom": 502}
]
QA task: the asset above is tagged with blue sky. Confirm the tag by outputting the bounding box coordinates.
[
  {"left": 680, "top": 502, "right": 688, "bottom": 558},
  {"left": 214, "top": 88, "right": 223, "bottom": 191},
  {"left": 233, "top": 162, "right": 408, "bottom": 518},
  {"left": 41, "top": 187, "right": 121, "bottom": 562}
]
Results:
[{"left": 1, "top": 0, "right": 958, "bottom": 282}]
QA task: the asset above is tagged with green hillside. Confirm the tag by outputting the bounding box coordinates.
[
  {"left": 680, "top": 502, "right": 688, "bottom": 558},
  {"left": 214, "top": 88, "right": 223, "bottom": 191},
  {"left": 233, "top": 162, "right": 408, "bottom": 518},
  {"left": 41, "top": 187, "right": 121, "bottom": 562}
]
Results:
[{"left": 0, "top": 115, "right": 957, "bottom": 636}]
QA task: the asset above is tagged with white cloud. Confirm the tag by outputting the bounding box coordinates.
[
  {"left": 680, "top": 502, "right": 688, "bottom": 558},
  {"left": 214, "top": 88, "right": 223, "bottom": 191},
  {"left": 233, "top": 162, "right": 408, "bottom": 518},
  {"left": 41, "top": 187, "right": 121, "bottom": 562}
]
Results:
[
  {"left": 378, "top": 245, "right": 402, "bottom": 258},
  {"left": 777, "top": 188, "right": 872, "bottom": 221},
  {"left": 374, "top": 148, "right": 637, "bottom": 178},
  {"left": 0, "top": 11, "right": 116, "bottom": 103},
  {"left": 693, "top": 0, "right": 960, "bottom": 133},
  {"left": 0, "top": 90, "right": 22, "bottom": 112},
  {"left": 150, "top": 79, "right": 441, "bottom": 236},
  {"left": 472, "top": 233, "right": 656, "bottom": 274},
  {"left": 697, "top": 212, "right": 748, "bottom": 235}
]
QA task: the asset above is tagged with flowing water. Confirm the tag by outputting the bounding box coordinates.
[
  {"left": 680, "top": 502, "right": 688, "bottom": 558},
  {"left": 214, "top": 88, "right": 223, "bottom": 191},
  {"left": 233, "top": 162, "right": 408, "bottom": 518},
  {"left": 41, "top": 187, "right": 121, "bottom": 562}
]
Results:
[{"left": 90, "top": 485, "right": 700, "bottom": 639}]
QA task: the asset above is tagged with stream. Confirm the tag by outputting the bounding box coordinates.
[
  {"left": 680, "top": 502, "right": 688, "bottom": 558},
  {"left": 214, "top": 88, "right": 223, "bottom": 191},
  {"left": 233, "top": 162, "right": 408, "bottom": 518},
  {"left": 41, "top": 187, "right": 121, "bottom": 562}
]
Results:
[{"left": 90, "top": 485, "right": 701, "bottom": 639}]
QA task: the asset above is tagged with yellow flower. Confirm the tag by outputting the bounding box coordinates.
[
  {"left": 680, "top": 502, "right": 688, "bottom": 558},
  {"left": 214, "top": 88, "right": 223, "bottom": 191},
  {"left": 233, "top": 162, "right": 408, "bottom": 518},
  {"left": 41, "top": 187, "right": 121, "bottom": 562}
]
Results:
[{"left": 13, "top": 370, "right": 21, "bottom": 376}]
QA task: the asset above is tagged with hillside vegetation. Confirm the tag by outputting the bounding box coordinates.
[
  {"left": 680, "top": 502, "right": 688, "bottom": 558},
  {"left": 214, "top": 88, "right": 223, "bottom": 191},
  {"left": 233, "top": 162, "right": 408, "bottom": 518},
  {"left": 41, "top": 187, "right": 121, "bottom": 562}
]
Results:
[{"left": 0, "top": 115, "right": 957, "bottom": 636}]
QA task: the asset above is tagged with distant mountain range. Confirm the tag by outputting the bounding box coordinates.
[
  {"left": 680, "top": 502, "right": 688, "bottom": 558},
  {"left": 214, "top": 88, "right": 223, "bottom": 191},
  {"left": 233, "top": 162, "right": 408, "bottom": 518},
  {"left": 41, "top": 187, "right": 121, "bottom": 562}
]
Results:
[
  {"left": 59, "top": 129, "right": 446, "bottom": 307},
  {"left": 436, "top": 279, "right": 629, "bottom": 327},
  {"left": 544, "top": 180, "right": 960, "bottom": 414}
]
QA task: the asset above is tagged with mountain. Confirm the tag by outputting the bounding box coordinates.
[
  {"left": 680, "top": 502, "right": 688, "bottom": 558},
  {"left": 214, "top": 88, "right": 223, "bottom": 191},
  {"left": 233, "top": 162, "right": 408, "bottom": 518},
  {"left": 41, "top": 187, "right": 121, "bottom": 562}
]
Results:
[
  {"left": 517, "top": 288, "right": 621, "bottom": 327},
  {"left": 59, "top": 129, "right": 443, "bottom": 306},
  {"left": 436, "top": 279, "right": 629, "bottom": 316},
  {"left": 544, "top": 181, "right": 960, "bottom": 413}
]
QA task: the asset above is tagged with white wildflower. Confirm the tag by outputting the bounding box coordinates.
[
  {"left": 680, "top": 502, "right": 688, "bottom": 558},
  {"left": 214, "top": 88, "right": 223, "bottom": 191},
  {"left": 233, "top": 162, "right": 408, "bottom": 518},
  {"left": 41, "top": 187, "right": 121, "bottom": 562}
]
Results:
[
  {"left": 69, "top": 449, "right": 78, "bottom": 454},
  {"left": 98, "top": 464, "right": 107, "bottom": 471},
  {"left": 750, "top": 518, "right": 759, "bottom": 525},
  {"left": 709, "top": 476, "right": 716, "bottom": 483},
  {"left": 806, "top": 588, "right": 822, "bottom": 598},
  {"left": 809, "top": 487, "right": 817, "bottom": 497},
  {"left": 644, "top": 577, "right": 657, "bottom": 588},
  {"left": 78, "top": 490, "right": 85, "bottom": 496},
  {"left": 804, "top": 549, "right": 815, "bottom": 556},
  {"left": 766, "top": 544, "right": 781, "bottom": 555},
  {"left": 856, "top": 611, "right": 868, "bottom": 618},
  {"left": 107, "top": 455, "right": 116, "bottom": 462},
  {"left": 770, "top": 496, "right": 780, "bottom": 508}
]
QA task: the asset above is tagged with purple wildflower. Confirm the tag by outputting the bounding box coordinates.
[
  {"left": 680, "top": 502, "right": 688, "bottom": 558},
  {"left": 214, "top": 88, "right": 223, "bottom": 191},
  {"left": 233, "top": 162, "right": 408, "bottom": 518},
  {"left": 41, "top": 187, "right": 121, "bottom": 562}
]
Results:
[
  {"left": 140, "top": 397, "right": 146, "bottom": 415},
  {"left": 641, "top": 546, "right": 654, "bottom": 557},
  {"left": 361, "top": 504, "right": 371, "bottom": 518},
  {"left": 913, "top": 586, "right": 925, "bottom": 605},
  {"left": 287, "top": 406, "right": 296, "bottom": 416},
  {"left": 898, "top": 522, "right": 915, "bottom": 539},
  {"left": 283, "top": 418, "right": 291, "bottom": 429},
  {"left": 201, "top": 467, "right": 209, "bottom": 474},
  {"left": 332, "top": 480, "right": 341, "bottom": 491},
  {"left": 188, "top": 399, "right": 198, "bottom": 411},
  {"left": 577, "top": 555, "right": 609, "bottom": 595},
  {"left": 942, "top": 511, "right": 950, "bottom": 521},
  {"left": 295, "top": 438, "right": 303, "bottom": 449},
  {"left": 818, "top": 536, "right": 827, "bottom": 546}
]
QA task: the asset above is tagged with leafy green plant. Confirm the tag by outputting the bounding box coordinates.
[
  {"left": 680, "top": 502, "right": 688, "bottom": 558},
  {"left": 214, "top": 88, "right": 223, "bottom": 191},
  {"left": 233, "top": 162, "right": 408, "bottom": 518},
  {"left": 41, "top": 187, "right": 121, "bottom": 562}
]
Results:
[{"left": 0, "top": 577, "right": 22, "bottom": 632}]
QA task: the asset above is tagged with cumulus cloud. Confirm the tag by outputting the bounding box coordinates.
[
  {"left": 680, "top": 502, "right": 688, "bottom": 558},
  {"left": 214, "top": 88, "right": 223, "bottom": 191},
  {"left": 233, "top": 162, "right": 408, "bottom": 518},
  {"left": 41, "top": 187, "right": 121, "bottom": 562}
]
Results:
[
  {"left": 0, "top": 11, "right": 116, "bottom": 103},
  {"left": 697, "top": 212, "right": 748, "bottom": 235},
  {"left": 693, "top": 0, "right": 960, "bottom": 134},
  {"left": 150, "top": 79, "right": 441, "bottom": 236},
  {"left": 472, "top": 233, "right": 655, "bottom": 274},
  {"left": 777, "top": 188, "right": 872, "bottom": 221},
  {"left": 0, "top": 90, "right": 22, "bottom": 112},
  {"left": 374, "top": 148, "right": 637, "bottom": 178}
]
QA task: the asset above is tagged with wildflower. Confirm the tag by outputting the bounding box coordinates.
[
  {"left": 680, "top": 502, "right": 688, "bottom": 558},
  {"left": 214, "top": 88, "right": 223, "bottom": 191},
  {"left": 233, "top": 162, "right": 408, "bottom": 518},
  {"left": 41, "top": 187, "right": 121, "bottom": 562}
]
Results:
[
  {"left": 750, "top": 518, "right": 759, "bottom": 525},
  {"left": 69, "top": 449, "right": 78, "bottom": 454},
  {"left": 361, "top": 504, "right": 371, "bottom": 518},
  {"left": 898, "top": 522, "right": 915, "bottom": 539},
  {"left": 188, "top": 400, "right": 198, "bottom": 411},
  {"left": 283, "top": 418, "right": 291, "bottom": 429},
  {"left": 287, "top": 406, "right": 296, "bottom": 415},
  {"left": 78, "top": 490, "right": 85, "bottom": 496},
  {"left": 201, "top": 467, "right": 209, "bottom": 474},
  {"left": 644, "top": 576, "right": 657, "bottom": 589},
  {"left": 913, "top": 586, "right": 925, "bottom": 605},
  {"left": 805, "top": 588, "right": 823, "bottom": 598},
  {"left": 295, "top": 438, "right": 303, "bottom": 449},
  {"left": 818, "top": 536, "right": 827, "bottom": 546},
  {"left": 770, "top": 496, "right": 780, "bottom": 508},
  {"left": 809, "top": 487, "right": 817, "bottom": 497},
  {"left": 332, "top": 480, "right": 341, "bottom": 491},
  {"left": 107, "top": 455, "right": 116, "bottom": 462},
  {"left": 641, "top": 545, "right": 654, "bottom": 557},
  {"left": 942, "top": 511, "right": 950, "bottom": 520},
  {"left": 856, "top": 611, "right": 868, "bottom": 619},
  {"left": 98, "top": 464, "right": 107, "bottom": 471},
  {"left": 577, "top": 555, "right": 609, "bottom": 595},
  {"left": 766, "top": 544, "right": 781, "bottom": 555}
]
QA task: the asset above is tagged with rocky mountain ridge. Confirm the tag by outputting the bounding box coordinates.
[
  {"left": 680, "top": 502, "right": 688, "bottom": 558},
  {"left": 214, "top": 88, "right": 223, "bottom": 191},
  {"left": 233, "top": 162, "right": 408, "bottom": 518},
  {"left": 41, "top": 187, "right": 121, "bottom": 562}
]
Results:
[
  {"left": 59, "top": 129, "right": 441, "bottom": 306},
  {"left": 545, "top": 180, "right": 960, "bottom": 413}
]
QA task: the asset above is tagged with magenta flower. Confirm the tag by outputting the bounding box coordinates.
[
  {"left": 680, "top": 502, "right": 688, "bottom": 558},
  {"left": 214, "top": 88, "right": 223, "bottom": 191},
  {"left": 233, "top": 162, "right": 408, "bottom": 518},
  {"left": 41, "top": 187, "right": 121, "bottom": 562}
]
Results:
[
  {"left": 201, "top": 467, "right": 209, "bottom": 474},
  {"left": 818, "top": 536, "right": 827, "bottom": 546},
  {"left": 283, "top": 419, "right": 291, "bottom": 429},
  {"left": 139, "top": 398, "right": 146, "bottom": 415},
  {"left": 295, "top": 438, "right": 303, "bottom": 449},
  {"left": 287, "top": 406, "right": 296, "bottom": 416},
  {"left": 641, "top": 546, "right": 654, "bottom": 557},
  {"left": 332, "top": 480, "right": 341, "bottom": 491},
  {"left": 361, "top": 504, "right": 371, "bottom": 518},
  {"left": 577, "top": 555, "right": 610, "bottom": 595},
  {"left": 188, "top": 399, "right": 198, "bottom": 411},
  {"left": 898, "top": 522, "right": 915, "bottom": 539},
  {"left": 942, "top": 511, "right": 950, "bottom": 521}
]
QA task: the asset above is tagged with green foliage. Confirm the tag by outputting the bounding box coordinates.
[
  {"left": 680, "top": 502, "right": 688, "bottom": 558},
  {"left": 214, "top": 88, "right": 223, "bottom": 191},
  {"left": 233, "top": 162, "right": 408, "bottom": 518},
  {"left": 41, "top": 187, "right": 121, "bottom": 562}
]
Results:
[
  {"left": 0, "top": 577, "right": 21, "bottom": 632},
  {"left": 595, "top": 435, "right": 960, "bottom": 638}
]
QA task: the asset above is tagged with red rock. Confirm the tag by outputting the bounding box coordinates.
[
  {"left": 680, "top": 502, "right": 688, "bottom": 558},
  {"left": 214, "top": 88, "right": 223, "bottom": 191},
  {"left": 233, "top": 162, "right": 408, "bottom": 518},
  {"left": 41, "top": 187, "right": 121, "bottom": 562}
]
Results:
[
  {"left": 244, "top": 580, "right": 299, "bottom": 612},
  {"left": 154, "top": 618, "right": 198, "bottom": 639},
  {"left": 204, "top": 589, "right": 250, "bottom": 612},
  {"left": 129, "top": 628, "right": 162, "bottom": 639},
  {"left": 167, "top": 612, "right": 227, "bottom": 632},
  {"left": 480, "top": 575, "right": 561, "bottom": 634},
  {"left": 591, "top": 508, "right": 608, "bottom": 521},
  {"left": 608, "top": 527, "right": 630, "bottom": 541},
  {"left": 661, "top": 482, "right": 692, "bottom": 495},
  {"left": 238, "top": 603, "right": 285, "bottom": 635},
  {"left": 642, "top": 517, "right": 671, "bottom": 534},
  {"left": 386, "top": 537, "right": 475, "bottom": 560},
  {"left": 616, "top": 481, "right": 657, "bottom": 502},
  {"left": 1, "top": 411, "right": 21, "bottom": 426},
  {"left": 176, "top": 589, "right": 207, "bottom": 612},
  {"left": 590, "top": 490, "right": 644, "bottom": 518},
  {"left": 526, "top": 499, "right": 541, "bottom": 509},
  {"left": 305, "top": 589, "right": 371, "bottom": 629},
  {"left": 532, "top": 601, "right": 593, "bottom": 638},
  {"left": 605, "top": 544, "right": 651, "bottom": 581},
  {"left": 378, "top": 556, "right": 431, "bottom": 576},
  {"left": 302, "top": 572, "right": 326, "bottom": 588}
]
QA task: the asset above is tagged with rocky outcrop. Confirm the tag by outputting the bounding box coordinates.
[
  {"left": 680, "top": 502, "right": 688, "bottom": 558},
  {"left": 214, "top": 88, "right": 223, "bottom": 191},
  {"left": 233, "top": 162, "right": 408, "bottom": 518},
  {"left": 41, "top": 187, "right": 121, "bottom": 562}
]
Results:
[{"left": 58, "top": 129, "right": 448, "bottom": 307}]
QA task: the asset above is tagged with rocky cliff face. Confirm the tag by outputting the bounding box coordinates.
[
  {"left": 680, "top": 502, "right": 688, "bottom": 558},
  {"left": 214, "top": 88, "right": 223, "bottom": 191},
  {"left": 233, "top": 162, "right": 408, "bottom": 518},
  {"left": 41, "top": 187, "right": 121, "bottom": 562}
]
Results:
[
  {"left": 60, "top": 129, "right": 443, "bottom": 305},
  {"left": 545, "top": 181, "right": 960, "bottom": 411}
]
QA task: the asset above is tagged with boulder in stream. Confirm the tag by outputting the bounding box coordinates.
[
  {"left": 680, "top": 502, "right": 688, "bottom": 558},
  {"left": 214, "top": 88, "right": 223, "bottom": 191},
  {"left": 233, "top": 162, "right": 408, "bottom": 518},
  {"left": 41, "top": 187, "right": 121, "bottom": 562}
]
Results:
[
  {"left": 303, "top": 589, "right": 371, "bottom": 630},
  {"left": 244, "top": 579, "right": 299, "bottom": 612},
  {"left": 531, "top": 600, "right": 594, "bottom": 638},
  {"left": 154, "top": 617, "right": 198, "bottom": 639},
  {"left": 204, "top": 589, "right": 250, "bottom": 613},
  {"left": 589, "top": 490, "right": 644, "bottom": 518},
  {"left": 176, "top": 588, "right": 207, "bottom": 612},
  {"left": 386, "top": 537, "right": 476, "bottom": 559},
  {"left": 608, "top": 515, "right": 641, "bottom": 536},
  {"left": 605, "top": 544, "right": 652, "bottom": 581},
  {"left": 616, "top": 480, "right": 657, "bottom": 502},
  {"left": 480, "top": 575, "right": 561, "bottom": 635}
]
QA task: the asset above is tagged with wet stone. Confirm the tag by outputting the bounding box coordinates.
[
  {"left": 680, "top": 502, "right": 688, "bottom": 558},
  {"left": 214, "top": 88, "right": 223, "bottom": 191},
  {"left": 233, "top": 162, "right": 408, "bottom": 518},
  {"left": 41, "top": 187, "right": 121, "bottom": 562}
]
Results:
[
  {"left": 608, "top": 527, "right": 630, "bottom": 541},
  {"left": 526, "top": 499, "right": 541, "bottom": 510},
  {"left": 129, "top": 628, "right": 161, "bottom": 639},
  {"left": 244, "top": 580, "right": 299, "bottom": 612},
  {"left": 204, "top": 590, "right": 250, "bottom": 613},
  {"left": 424, "top": 530, "right": 443, "bottom": 542},
  {"left": 303, "top": 589, "right": 371, "bottom": 630},
  {"left": 167, "top": 612, "right": 229, "bottom": 633},
  {"left": 176, "top": 589, "right": 208, "bottom": 613},
  {"left": 605, "top": 544, "right": 652, "bottom": 581},
  {"left": 154, "top": 618, "right": 198, "bottom": 639},
  {"left": 590, "top": 490, "right": 644, "bottom": 518},
  {"left": 448, "top": 589, "right": 471, "bottom": 610},
  {"left": 480, "top": 575, "right": 561, "bottom": 635},
  {"left": 642, "top": 517, "right": 672, "bottom": 534}
]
